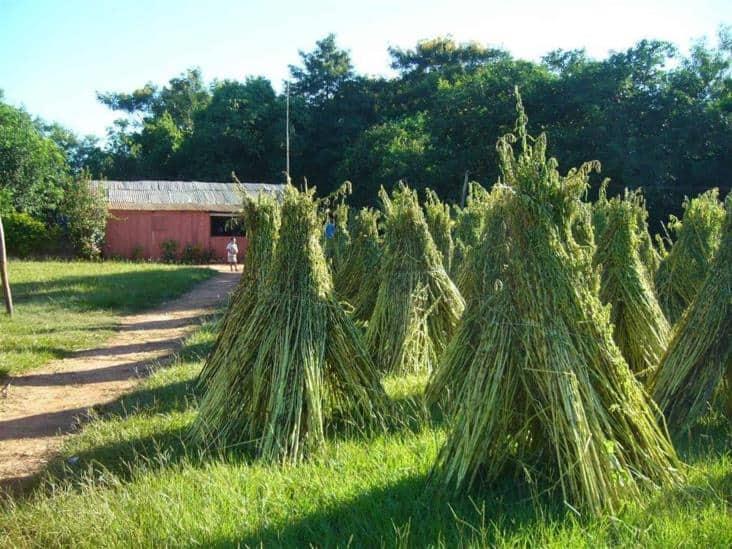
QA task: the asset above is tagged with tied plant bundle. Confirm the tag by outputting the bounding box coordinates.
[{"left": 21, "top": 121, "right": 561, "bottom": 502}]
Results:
[
  {"left": 572, "top": 199, "right": 596, "bottom": 249},
  {"left": 593, "top": 184, "right": 662, "bottom": 282},
  {"left": 424, "top": 189, "right": 454, "bottom": 274},
  {"left": 454, "top": 189, "right": 500, "bottom": 302},
  {"left": 651, "top": 193, "right": 731, "bottom": 434},
  {"left": 655, "top": 189, "right": 726, "bottom": 323},
  {"left": 425, "top": 199, "right": 507, "bottom": 408},
  {"left": 430, "top": 92, "right": 681, "bottom": 515},
  {"left": 192, "top": 185, "right": 387, "bottom": 463},
  {"left": 593, "top": 190, "right": 671, "bottom": 382},
  {"left": 634, "top": 192, "right": 663, "bottom": 278},
  {"left": 451, "top": 181, "right": 492, "bottom": 280},
  {"left": 335, "top": 207, "right": 382, "bottom": 321},
  {"left": 197, "top": 193, "right": 280, "bottom": 388},
  {"left": 366, "top": 184, "right": 464, "bottom": 375}
]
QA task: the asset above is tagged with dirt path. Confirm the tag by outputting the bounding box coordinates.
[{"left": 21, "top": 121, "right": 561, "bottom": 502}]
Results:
[{"left": 0, "top": 266, "right": 240, "bottom": 491}]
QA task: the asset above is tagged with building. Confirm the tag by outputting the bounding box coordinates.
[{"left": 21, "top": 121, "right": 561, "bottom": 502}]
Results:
[{"left": 95, "top": 180, "right": 285, "bottom": 261}]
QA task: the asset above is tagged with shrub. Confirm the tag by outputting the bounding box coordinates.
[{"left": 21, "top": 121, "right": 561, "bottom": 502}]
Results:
[
  {"left": 161, "top": 239, "right": 179, "bottom": 263},
  {"left": 130, "top": 245, "right": 145, "bottom": 261},
  {"left": 1, "top": 211, "right": 59, "bottom": 258},
  {"left": 59, "top": 172, "right": 108, "bottom": 259},
  {"left": 181, "top": 244, "right": 202, "bottom": 264},
  {"left": 181, "top": 243, "right": 216, "bottom": 264}
]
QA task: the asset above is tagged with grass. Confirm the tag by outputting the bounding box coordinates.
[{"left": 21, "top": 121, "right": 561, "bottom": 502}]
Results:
[
  {"left": 0, "top": 261, "right": 215, "bottom": 377},
  {"left": 1, "top": 315, "right": 730, "bottom": 547}
]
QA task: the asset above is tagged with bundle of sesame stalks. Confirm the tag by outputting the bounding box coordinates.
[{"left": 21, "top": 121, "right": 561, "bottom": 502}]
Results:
[
  {"left": 192, "top": 185, "right": 387, "bottom": 462},
  {"left": 197, "top": 193, "right": 280, "bottom": 388},
  {"left": 451, "top": 181, "right": 493, "bottom": 284},
  {"left": 593, "top": 184, "right": 661, "bottom": 281},
  {"left": 430, "top": 93, "right": 681, "bottom": 515},
  {"left": 651, "top": 193, "right": 732, "bottom": 433},
  {"left": 366, "top": 184, "right": 464, "bottom": 375},
  {"left": 334, "top": 207, "right": 382, "bottom": 321},
  {"left": 423, "top": 189, "right": 454, "bottom": 273},
  {"left": 425, "top": 198, "right": 506, "bottom": 407},
  {"left": 655, "top": 189, "right": 726, "bottom": 323},
  {"left": 634, "top": 194, "right": 663, "bottom": 278},
  {"left": 454, "top": 190, "right": 499, "bottom": 300},
  {"left": 571, "top": 199, "right": 596, "bottom": 249},
  {"left": 593, "top": 190, "right": 670, "bottom": 381}
]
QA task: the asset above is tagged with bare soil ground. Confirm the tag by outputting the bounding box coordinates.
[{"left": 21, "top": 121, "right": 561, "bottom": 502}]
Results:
[{"left": 0, "top": 266, "right": 240, "bottom": 491}]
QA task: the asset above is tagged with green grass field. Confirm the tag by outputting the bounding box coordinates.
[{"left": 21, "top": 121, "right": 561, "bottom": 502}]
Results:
[
  {"left": 0, "top": 261, "right": 215, "bottom": 377},
  {"left": 1, "top": 316, "right": 729, "bottom": 548}
]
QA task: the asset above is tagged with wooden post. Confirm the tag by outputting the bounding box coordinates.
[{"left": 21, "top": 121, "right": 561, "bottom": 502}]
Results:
[
  {"left": 0, "top": 215, "right": 13, "bottom": 316},
  {"left": 460, "top": 170, "right": 470, "bottom": 208}
]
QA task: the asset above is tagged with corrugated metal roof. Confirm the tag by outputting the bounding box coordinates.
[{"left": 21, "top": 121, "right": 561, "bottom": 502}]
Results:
[{"left": 93, "top": 180, "right": 285, "bottom": 212}]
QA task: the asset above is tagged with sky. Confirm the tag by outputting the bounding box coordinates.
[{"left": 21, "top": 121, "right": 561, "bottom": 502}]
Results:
[{"left": 0, "top": 0, "right": 729, "bottom": 138}]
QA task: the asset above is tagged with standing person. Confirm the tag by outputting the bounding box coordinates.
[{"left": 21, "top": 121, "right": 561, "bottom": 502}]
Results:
[
  {"left": 226, "top": 237, "right": 239, "bottom": 272},
  {"left": 324, "top": 213, "right": 336, "bottom": 241}
]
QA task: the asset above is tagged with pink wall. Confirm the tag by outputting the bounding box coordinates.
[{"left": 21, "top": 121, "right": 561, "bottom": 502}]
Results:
[{"left": 105, "top": 210, "right": 248, "bottom": 261}]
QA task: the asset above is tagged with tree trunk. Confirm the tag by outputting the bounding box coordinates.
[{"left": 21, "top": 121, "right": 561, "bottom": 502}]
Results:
[{"left": 0, "top": 215, "right": 13, "bottom": 316}]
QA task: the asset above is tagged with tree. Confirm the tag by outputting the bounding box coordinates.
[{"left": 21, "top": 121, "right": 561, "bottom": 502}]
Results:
[
  {"left": 137, "top": 112, "right": 183, "bottom": 178},
  {"left": 179, "top": 77, "right": 284, "bottom": 181},
  {"left": 82, "top": 33, "right": 730, "bottom": 220},
  {"left": 0, "top": 101, "right": 69, "bottom": 217},
  {"left": 156, "top": 68, "right": 210, "bottom": 132},
  {"left": 338, "top": 115, "right": 430, "bottom": 204},
  {"left": 287, "top": 35, "right": 384, "bottom": 191},
  {"left": 289, "top": 34, "right": 354, "bottom": 106},
  {"left": 97, "top": 68, "right": 209, "bottom": 132},
  {"left": 389, "top": 37, "right": 510, "bottom": 79},
  {"left": 423, "top": 60, "right": 552, "bottom": 199},
  {"left": 59, "top": 171, "right": 108, "bottom": 258},
  {"left": 41, "top": 122, "right": 110, "bottom": 175},
  {"left": 386, "top": 37, "right": 512, "bottom": 116},
  {"left": 97, "top": 83, "right": 157, "bottom": 118}
]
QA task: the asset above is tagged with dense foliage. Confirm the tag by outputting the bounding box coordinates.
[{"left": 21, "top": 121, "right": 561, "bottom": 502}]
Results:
[
  {"left": 1, "top": 31, "right": 730, "bottom": 244},
  {"left": 75, "top": 31, "right": 732, "bottom": 226},
  {"left": 0, "top": 99, "right": 68, "bottom": 217},
  {"left": 1, "top": 211, "right": 60, "bottom": 258},
  {"left": 0, "top": 94, "right": 108, "bottom": 257}
]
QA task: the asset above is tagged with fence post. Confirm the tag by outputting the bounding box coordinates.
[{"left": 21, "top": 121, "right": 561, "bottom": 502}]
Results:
[{"left": 0, "top": 215, "right": 13, "bottom": 316}]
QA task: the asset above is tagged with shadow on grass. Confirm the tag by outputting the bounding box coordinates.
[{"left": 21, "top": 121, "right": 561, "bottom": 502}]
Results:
[
  {"left": 46, "top": 425, "right": 194, "bottom": 485},
  {"left": 20, "top": 367, "right": 434, "bottom": 497},
  {"left": 216, "top": 472, "right": 564, "bottom": 547},
  {"left": 12, "top": 323, "right": 118, "bottom": 336},
  {"left": 673, "top": 410, "right": 732, "bottom": 464},
  {"left": 17, "top": 378, "right": 203, "bottom": 493},
  {"left": 11, "top": 268, "right": 214, "bottom": 313},
  {"left": 106, "top": 377, "right": 200, "bottom": 416}
]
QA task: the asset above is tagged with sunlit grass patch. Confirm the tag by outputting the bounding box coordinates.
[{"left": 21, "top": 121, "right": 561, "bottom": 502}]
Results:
[{"left": 0, "top": 261, "right": 214, "bottom": 376}]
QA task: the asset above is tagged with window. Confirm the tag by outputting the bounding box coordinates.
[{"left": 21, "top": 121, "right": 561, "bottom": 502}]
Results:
[{"left": 210, "top": 214, "right": 245, "bottom": 237}]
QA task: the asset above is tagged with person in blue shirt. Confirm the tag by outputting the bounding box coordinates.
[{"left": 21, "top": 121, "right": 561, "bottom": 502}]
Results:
[{"left": 324, "top": 214, "right": 336, "bottom": 240}]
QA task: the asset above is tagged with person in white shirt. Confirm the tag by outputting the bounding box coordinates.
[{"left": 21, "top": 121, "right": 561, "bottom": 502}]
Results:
[{"left": 226, "top": 237, "right": 239, "bottom": 272}]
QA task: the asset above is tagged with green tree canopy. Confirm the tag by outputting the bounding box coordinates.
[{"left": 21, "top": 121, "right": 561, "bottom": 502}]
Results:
[
  {"left": 289, "top": 33, "right": 355, "bottom": 105},
  {"left": 0, "top": 100, "right": 69, "bottom": 216},
  {"left": 59, "top": 30, "right": 731, "bottom": 227}
]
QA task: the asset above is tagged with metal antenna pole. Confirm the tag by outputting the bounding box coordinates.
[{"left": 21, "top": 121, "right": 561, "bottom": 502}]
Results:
[{"left": 285, "top": 81, "right": 290, "bottom": 181}]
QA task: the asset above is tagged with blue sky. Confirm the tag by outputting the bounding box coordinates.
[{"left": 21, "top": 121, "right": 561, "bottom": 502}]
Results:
[{"left": 1, "top": 0, "right": 729, "bottom": 138}]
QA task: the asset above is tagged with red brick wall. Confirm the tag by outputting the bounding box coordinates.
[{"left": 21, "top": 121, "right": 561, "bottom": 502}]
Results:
[{"left": 105, "top": 210, "right": 248, "bottom": 262}]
